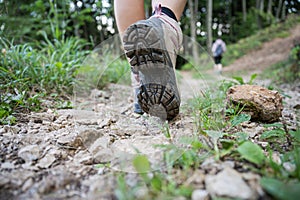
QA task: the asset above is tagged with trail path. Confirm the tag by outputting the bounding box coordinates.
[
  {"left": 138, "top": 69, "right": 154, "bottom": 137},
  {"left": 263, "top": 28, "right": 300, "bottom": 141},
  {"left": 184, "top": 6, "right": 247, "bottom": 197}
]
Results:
[
  {"left": 1, "top": 25, "right": 299, "bottom": 199},
  {"left": 223, "top": 24, "right": 300, "bottom": 75}
]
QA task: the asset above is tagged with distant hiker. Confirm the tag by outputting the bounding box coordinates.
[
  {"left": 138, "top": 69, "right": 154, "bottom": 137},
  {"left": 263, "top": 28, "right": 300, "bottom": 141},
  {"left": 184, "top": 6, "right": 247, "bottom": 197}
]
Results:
[{"left": 212, "top": 38, "right": 226, "bottom": 74}]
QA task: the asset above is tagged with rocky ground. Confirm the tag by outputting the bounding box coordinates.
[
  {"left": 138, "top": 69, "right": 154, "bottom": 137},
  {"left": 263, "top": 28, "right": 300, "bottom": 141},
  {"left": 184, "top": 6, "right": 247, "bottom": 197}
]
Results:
[
  {"left": 1, "top": 73, "right": 299, "bottom": 199},
  {"left": 1, "top": 26, "right": 300, "bottom": 200}
]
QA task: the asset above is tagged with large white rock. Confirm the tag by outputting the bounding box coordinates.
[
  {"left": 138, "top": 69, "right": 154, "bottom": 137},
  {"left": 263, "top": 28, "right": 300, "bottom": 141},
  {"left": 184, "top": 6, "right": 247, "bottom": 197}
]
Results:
[{"left": 205, "top": 167, "right": 256, "bottom": 199}]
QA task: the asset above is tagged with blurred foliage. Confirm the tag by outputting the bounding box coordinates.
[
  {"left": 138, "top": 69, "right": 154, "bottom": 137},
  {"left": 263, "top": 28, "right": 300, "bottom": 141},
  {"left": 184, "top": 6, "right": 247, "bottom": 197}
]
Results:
[
  {"left": 0, "top": 0, "right": 113, "bottom": 45},
  {"left": 1, "top": 0, "right": 300, "bottom": 47}
]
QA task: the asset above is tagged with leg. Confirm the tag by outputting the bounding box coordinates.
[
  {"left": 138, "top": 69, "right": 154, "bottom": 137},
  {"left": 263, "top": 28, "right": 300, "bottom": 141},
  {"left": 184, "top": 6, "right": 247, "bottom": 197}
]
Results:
[
  {"left": 114, "top": 0, "right": 145, "bottom": 114},
  {"left": 114, "top": 0, "right": 145, "bottom": 35},
  {"left": 217, "top": 64, "right": 223, "bottom": 74},
  {"left": 151, "top": 0, "right": 187, "bottom": 20}
]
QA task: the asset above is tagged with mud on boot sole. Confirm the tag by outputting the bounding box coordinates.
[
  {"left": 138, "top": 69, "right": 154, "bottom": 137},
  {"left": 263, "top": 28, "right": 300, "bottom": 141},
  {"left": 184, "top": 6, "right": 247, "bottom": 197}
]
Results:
[{"left": 123, "top": 21, "right": 180, "bottom": 120}]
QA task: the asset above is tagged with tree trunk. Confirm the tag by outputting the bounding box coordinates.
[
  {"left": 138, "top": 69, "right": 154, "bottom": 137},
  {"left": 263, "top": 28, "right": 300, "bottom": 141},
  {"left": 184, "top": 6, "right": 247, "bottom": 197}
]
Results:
[
  {"left": 267, "top": 0, "right": 272, "bottom": 14},
  {"left": 206, "top": 0, "right": 213, "bottom": 54},
  {"left": 260, "top": 0, "right": 265, "bottom": 12},
  {"left": 188, "top": 0, "right": 199, "bottom": 66},
  {"left": 267, "top": 0, "right": 273, "bottom": 22},
  {"left": 276, "top": 0, "right": 283, "bottom": 21},
  {"left": 281, "top": 1, "right": 286, "bottom": 20},
  {"left": 256, "top": 0, "right": 262, "bottom": 29},
  {"left": 242, "top": 0, "right": 247, "bottom": 22}
]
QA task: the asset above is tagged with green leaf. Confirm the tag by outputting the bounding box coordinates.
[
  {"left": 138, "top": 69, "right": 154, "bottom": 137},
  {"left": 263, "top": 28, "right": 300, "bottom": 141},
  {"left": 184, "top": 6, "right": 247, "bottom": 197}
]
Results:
[
  {"left": 263, "top": 123, "right": 284, "bottom": 128},
  {"left": 220, "top": 139, "right": 235, "bottom": 149},
  {"left": 248, "top": 73, "right": 257, "bottom": 84},
  {"left": 234, "top": 132, "right": 249, "bottom": 142},
  {"left": 150, "top": 175, "right": 162, "bottom": 191},
  {"left": 260, "top": 177, "right": 300, "bottom": 200},
  {"left": 289, "top": 130, "right": 300, "bottom": 142},
  {"left": 237, "top": 141, "right": 265, "bottom": 165},
  {"left": 260, "top": 129, "right": 285, "bottom": 139},
  {"left": 206, "top": 130, "right": 225, "bottom": 144},
  {"left": 232, "top": 76, "right": 244, "bottom": 84},
  {"left": 133, "top": 155, "right": 151, "bottom": 174},
  {"left": 231, "top": 114, "right": 251, "bottom": 127}
]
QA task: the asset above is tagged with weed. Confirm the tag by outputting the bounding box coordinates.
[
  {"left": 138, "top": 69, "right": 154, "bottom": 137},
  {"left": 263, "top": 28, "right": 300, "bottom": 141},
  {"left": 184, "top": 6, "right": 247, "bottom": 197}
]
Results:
[{"left": 0, "top": 35, "right": 90, "bottom": 124}]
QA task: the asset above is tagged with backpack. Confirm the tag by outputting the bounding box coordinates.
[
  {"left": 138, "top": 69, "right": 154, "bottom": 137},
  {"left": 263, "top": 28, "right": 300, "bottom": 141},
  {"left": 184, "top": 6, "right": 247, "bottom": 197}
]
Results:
[{"left": 214, "top": 44, "right": 223, "bottom": 57}]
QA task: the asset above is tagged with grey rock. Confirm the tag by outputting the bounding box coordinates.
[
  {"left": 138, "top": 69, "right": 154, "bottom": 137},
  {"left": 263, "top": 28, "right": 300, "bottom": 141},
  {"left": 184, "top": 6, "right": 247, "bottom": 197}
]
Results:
[
  {"left": 0, "top": 127, "right": 6, "bottom": 134},
  {"left": 37, "top": 154, "right": 56, "bottom": 169},
  {"left": 22, "top": 178, "right": 34, "bottom": 191},
  {"left": 74, "top": 151, "right": 93, "bottom": 165},
  {"left": 89, "top": 136, "right": 110, "bottom": 154},
  {"left": 205, "top": 167, "right": 256, "bottom": 199},
  {"left": 192, "top": 189, "right": 209, "bottom": 200},
  {"left": 185, "top": 170, "right": 205, "bottom": 186},
  {"left": 98, "top": 118, "right": 114, "bottom": 128},
  {"left": 18, "top": 145, "right": 41, "bottom": 162},
  {"left": 28, "top": 129, "right": 39, "bottom": 134},
  {"left": 0, "top": 175, "right": 10, "bottom": 187},
  {"left": 1, "top": 162, "right": 15, "bottom": 169},
  {"left": 7, "top": 126, "right": 21, "bottom": 134},
  {"left": 77, "top": 128, "right": 103, "bottom": 148},
  {"left": 94, "top": 148, "right": 114, "bottom": 163},
  {"left": 283, "top": 162, "right": 296, "bottom": 173},
  {"left": 242, "top": 173, "right": 264, "bottom": 197},
  {"left": 227, "top": 85, "right": 283, "bottom": 122},
  {"left": 57, "top": 134, "right": 82, "bottom": 147}
]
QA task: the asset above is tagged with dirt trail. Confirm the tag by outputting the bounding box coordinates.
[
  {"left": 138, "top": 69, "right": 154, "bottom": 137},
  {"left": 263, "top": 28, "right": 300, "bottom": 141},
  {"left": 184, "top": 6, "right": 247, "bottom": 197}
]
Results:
[
  {"left": 223, "top": 24, "right": 300, "bottom": 74},
  {"left": 1, "top": 25, "right": 299, "bottom": 199}
]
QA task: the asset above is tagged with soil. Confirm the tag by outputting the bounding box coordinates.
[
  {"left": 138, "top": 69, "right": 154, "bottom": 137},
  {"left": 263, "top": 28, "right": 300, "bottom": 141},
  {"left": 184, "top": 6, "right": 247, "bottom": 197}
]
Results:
[{"left": 1, "top": 25, "right": 299, "bottom": 200}]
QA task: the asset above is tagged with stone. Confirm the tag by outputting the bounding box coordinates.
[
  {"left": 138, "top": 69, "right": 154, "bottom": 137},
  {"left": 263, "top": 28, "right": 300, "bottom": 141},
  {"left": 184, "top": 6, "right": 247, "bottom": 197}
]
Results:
[
  {"left": 283, "top": 162, "right": 296, "bottom": 173},
  {"left": 0, "top": 127, "right": 7, "bottom": 134},
  {"left": 89, "top": 136, "right": 110, "bottom": 154},
  {"left": 93, "top": 148, "right": 114, "bottom": 163},
  {"left": 77, "top": 128, "right": 104, "bottom": 148},
  {"left": 242, "top": 173, "right": 264, "bottom": 197},
  {"left": 192, "top": 189, "right": 209, "bottom": 200},
  {"left": 0, "top": 175, "right": 10, "bottom": 187},
  {"left": 227, "top": 85, "right": 283, "bottom": 122},
  {"left": 205, "top": 167, "right": 256, "bottom": 199},
  {"left": 185, "top": 170, "right": 205, "bottom": 186},
  {"left": 37, "top": 154, "right": 56, "bottom": 169},
  {"left": 57, "top": 134, "right": 82, "bottom": 148},
  {"left": 74, "top": 151, "right": 94, "bottom": 165},
  {"left": 22, "top": 178, "right": 34, "bottom": 191},
  {"left": 1, "top": 162, "right": 15, "bottom": 169},
  {"left": 18, "top": 145, "right": 41, "bottom": 162}
]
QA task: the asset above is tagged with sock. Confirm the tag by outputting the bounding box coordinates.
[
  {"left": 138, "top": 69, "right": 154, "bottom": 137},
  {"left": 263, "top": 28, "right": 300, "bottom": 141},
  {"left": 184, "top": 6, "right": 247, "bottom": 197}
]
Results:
[{"left": 152, "top": 6, "right": 178, "bottom": 22}]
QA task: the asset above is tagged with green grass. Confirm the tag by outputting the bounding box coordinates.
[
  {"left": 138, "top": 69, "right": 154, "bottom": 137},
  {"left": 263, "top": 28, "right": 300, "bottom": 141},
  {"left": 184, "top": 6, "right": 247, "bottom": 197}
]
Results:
[{"left": 0, "top": 35, "right": 90, "bottom": 124}]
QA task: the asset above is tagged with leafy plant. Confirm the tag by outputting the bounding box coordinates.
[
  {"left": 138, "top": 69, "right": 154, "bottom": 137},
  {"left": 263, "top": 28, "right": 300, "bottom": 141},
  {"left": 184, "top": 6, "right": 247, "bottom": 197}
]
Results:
[
  {"left": 237, "top": 141, "right": 266, "bottom": 165},
  {"left": 261, "top": 177, "right": 300, "bottom": 200}
]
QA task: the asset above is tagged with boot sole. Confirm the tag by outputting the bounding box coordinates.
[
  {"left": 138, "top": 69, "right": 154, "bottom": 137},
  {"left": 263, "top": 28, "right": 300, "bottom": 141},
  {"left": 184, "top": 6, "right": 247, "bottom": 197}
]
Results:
[{"left": 123, "top": 22, "right": 180, "bottom": 120}]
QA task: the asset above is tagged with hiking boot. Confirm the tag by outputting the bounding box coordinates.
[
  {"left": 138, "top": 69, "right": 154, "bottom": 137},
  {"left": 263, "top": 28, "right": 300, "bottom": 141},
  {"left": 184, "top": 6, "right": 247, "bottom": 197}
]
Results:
[{"left": 123, "top": 5, "right": 182, "bottom": 120}]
